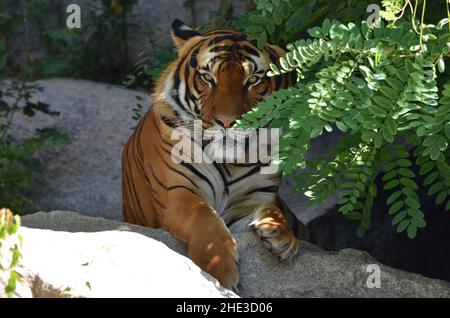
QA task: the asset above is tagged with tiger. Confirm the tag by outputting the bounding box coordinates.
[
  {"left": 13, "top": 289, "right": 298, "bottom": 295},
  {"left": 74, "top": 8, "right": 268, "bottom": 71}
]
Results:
[{"left": 122, "top": 19, "right": 318, "bottom": 289}]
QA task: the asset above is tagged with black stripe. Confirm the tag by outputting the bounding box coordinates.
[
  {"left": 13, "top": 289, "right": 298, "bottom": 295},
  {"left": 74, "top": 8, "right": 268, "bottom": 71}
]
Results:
[
  {"left": 181, "top": 162, "right": 216, "bottom": 201},
  {"left": 123, "top": 148, "right": 150, "bottom": 222},
  {"left": 172, "top": 39, "right": 206, "bottom": 115},
  {"left": 210, "top": 45, "right": 230, "bottom": 53},
  {"left": 242, "top": 45, "right": 260, "bottom": 57},
  {"left": 203, "top": 29, "right": 239, "bottom": 36},
  {"left": 160, "top": 115, "right": 178, "bottom": 128},
  {"left": 213, "top": 162, "right": 229, "bottom": 195},
  {"left": 190, "top": 47, "right": 200, "bottom": 68},
  {"left": 167, "top": 185, "right": 196, "bottom": 194},
  {"left": 245, "top": 185, "right": 278, "bottom": 195},
  {"left": 226, "top": 212, "right": 251, "bottom": 227},
  {"left": 153, "top": 145, "right": 199, "bottom": 189},
  {"left": 231, "top": 162, "right": 266, "bottom": 167},
  {"left": 208, "top": 34, "right": 247, "bottom": 46},
  {"left": 228, "top": 166, "right": 262, "bottom": 186}
]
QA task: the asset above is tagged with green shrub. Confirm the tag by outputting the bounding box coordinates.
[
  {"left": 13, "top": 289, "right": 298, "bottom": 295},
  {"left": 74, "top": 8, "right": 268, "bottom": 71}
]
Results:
[
  {"left": 0, "top": 208, "right": 22, "bottom": 298},
  {"left": 67, "top": 0, "right": 139, "bottom": 83},
  {"left": 237, "top": 0, "right": 450, "bottom": 238},
  {"left": 1, "top": 1, "right": 71, "bottom": 214}
]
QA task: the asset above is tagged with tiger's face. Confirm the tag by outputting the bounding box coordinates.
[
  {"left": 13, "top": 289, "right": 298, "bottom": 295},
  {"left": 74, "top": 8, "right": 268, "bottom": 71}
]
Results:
[{"left": 159, "top": 19, "right": 290, "bottom": 130}]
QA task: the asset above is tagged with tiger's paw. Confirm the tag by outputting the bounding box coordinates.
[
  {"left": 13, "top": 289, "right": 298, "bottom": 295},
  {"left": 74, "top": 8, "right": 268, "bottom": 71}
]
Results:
[
  {"left": 249, "top": 208, "right": 300, "bottom": 261},
  {"left": 189, "top": 235, "right": 240, "bottom": 290}
]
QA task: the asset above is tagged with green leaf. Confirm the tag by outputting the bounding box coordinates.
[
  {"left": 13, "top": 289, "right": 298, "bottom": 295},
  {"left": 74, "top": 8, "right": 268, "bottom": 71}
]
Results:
[
  {"left": 386, "top": 117, "right": 397, "bottom": 135},
  {"left": 386, "top": 78, "right": 403, "bottom": 91},
  {"left": 269, "top": 63, "right": 281, "bottom": 75},
  {"left": 419, "top": 161, "right": 435, "bottom": 175},
  {"left": 397, "top": 159, "right": 412, "bottom": 167},
  {"left": 384, "top": 179, "right": 400, "bottom": 190},
  {"left": 383, "top": 162, "right": 396, "bottom": 172},
  {"left": 392, "top": 210, "right": 407, "bottom": 225},
  {"left": 397, "top": 219, "right": 410, "bottom": 232},
  {"left": 424, "top": 171, "right": 439, "bottom": 185},
  {"left": 307, "top": 27, "right": 323, "bottom": 38},
  {"left": 405, "top": 197, "right": 420, "bottom": 209},
  {"left": 400, "top": 177, "right": 418, "bottom": 190},
  {"left": 373, "top": 95, "right": 394, "bottom": 109},
  {"left": 336, "top": 121, "right": 348, "bottom": 132},
  {"left": 387, "top": 190, "right": 402, "bottom": 205},
  {"left": 257, "top": 31, "right": 267, "bottom": 49},
  {"left": 389, "top": 200, "right": 404, "bottom": 215},
  {"left": 382, "top": 125, "right": 393, "bottom": 143},
  {"left": 382, "top": 170, "right": 397, "bottom": 181},
  {"left": 407, "top": 224, "right": 417, "bottom": 239},
  {"left": 279, "top": 56, "right": 290, "bottom": 71},
  {"left": 398, "top": 168, "right": 414, "bottom": 178},
  {"left": 411, "top": 217, "right": 426, "bottom": 228},
  {"left": 423, "top": 135, "right": 439, "bottom": 147},
  {"left": 428, "top": 181, "right": 443, "bottom": 195},
  {"left": 346, "top": 212, "right": 362, "bottom": 220},
  {"left": 407, "top": 208, "right": 424, "bottom": 218},
  {"left": 249, "top": 14, "right": 269, "bottom": 24},
  {"left": 379, "top": 85, "right": 399, "bottom": 99},
  {"left": 435, "top": 191, "right": 448, "bottom": 205},
  {"left": 368, "top": 104, "right": 387, "bottom": 117},
  {"left": 437, "top": 57, "right": 445, "bottom": 73},
  {"left": 322, "top": 18, "right": 331, "bottom": 36}
]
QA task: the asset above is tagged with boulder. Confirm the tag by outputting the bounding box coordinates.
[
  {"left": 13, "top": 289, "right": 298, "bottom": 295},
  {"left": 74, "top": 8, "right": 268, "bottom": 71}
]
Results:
[
  {"left": 14, "top": 211, "right": 450, "bottom": 298},
  {"left": 1, "top": 223, "right": 236, "bottom": 298}
]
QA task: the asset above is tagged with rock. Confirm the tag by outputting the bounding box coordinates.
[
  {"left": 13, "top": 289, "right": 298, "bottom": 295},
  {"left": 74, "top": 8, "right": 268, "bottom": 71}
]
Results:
[
  {"left": 309, "top": 166, "right": 450, "bottom": 283},
  {"left": 19, "top": 211, "right": 450, "bottom": 298},
  {"left": 11, "top": 79, "right": 149, "bottom": 219},
  {"left": 1, "top": 224, "right": 236, "bottom": 298}
]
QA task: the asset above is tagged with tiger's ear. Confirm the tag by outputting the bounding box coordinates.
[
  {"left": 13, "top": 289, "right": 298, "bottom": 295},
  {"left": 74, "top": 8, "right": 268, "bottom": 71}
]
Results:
[{"left": 171, "top": 19, "right": 200, "bottom": 49}]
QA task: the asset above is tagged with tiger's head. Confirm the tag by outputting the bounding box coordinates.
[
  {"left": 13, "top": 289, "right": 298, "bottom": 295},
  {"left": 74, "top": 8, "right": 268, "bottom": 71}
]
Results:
[{"left": 154, "top": 19, "right": 291, "bottom": 129}]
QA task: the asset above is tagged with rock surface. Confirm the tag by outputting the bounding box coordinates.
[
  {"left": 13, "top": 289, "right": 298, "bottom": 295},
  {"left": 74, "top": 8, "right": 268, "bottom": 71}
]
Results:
[
  {"left": 309, "top": 168, "right": 450, "bottom": 283},
  {"left": 1, "top": 223, "right": 236, "bottom": 298},
  {"left": 12, "top": 79, "right": 148, "bottom": 220},
  {"left": 17, "top": 211, "right": 450, "bottom": 298}
]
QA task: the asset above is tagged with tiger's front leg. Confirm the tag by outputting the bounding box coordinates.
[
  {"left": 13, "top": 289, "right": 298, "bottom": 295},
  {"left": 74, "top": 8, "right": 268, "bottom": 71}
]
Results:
[
  {"left": 163, "top": 189, "right": 240, "bottom": 289},
  {"left": 249, "top": 204, "right": 300, "bottom": 261}
]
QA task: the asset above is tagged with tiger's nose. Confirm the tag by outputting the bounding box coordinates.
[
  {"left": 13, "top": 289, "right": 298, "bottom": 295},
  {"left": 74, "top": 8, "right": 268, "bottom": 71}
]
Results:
[{"left": 215, "top": 117, "right": 236, "bottom": 128}]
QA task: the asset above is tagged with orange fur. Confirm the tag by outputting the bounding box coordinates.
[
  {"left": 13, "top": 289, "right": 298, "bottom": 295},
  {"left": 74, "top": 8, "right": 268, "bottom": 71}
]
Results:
[{"left": 122, "top": 21, "right": 316, "bottom": 288}]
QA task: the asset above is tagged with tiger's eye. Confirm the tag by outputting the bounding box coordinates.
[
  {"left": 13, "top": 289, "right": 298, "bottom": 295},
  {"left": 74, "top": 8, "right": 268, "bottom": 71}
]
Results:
[
  {"left": 201, "top": 73, "right": 213, "bottom": 82},
  {"left": 248, "top": 75, "right": 260, "bottom": 85}
]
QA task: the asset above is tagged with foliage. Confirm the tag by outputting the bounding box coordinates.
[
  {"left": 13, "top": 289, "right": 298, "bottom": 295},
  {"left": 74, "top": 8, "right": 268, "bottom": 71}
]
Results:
[
  {"left": 0, "top": 1, "right": 71, "bottom": 214},
  {"left": 0, "top": 0, "right": 80, "bottom": 78},
  {"left": 123, "top": 21, "right": 177, "bottom": 126},
  {"left": 67, "top": 0, "right": 139, "bottom": 83},
  {"left": 235, "top": 0, "right": 374, "bottom": 49},
  {"left": 237, "top": 0, "right": 450, "bottom": 238},
  {"left": 0, "top": 208, "right": 22, "bottom": 298},
  {"left": 1, "top": 0, "right": 139, "bottom": 83}
]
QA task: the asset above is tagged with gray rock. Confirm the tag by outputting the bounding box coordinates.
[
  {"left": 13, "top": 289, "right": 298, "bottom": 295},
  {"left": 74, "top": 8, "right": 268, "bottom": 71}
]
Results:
[
  {"left": 22, "top": 211, "right": 450, "bottom": 298},
  {"left": 11, "top": 79, "right": 149, "bottom": 219},
  {"left": 1, "top": 222, "right": 236, "bottom": 298}
]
